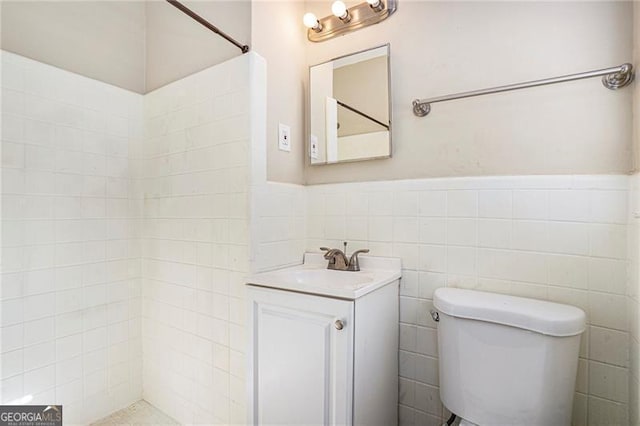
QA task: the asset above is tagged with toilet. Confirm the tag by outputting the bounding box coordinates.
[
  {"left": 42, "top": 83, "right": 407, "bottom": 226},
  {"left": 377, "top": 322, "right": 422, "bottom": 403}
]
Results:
[{"left": 433, "top": 288, "right": 586, "bottom": 426}]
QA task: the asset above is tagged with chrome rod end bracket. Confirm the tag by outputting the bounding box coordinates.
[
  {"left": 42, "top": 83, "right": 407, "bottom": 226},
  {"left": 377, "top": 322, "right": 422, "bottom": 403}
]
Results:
[
  {"left": 603, "top": 63, "right": 634, "bottom": 90},
  {"left": 413, "top": 99, "right": 431, "bottom": 117}
]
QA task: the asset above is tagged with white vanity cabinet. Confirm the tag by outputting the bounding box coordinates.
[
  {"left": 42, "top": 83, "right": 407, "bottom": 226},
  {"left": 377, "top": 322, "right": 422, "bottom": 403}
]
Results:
[{"left": 246, "top": 253, "right": 401, "bottom": 426}]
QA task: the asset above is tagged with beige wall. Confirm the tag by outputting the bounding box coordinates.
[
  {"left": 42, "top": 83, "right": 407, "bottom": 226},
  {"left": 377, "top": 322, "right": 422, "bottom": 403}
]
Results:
[
  {"left": 629, "top": 4, "right": 640, "bottom": 426},
  {"left": 251, "top": 0, "right": 307, "bottom": 184},
  {"left": 298, "top": 1, "right": 633, "bottom": 184},
  {"left": 145, "top": 0, "right": 251, "bottom": 91},
  {"left": 634, "top": 2, "right": 640, "bottom": 171},
  {"left": 1, "top": 1, "right": 146, "bottom": 93},
  {"left": 0, "top": 0, "right": 251, "bottom": 93},
  {"left": 334, "top": 55, "right": 389, "bottom": 137}
]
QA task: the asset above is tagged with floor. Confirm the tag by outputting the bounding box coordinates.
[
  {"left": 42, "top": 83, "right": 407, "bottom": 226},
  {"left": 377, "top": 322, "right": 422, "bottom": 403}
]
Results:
[{"left": 91, "top": 400, "right": 179, "bottom": 425}]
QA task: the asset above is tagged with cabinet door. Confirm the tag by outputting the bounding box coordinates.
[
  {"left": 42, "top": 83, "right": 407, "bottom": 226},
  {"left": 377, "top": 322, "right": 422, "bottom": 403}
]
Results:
[{"left": 248, "top": 286, "right": 354, "bottom": 426}]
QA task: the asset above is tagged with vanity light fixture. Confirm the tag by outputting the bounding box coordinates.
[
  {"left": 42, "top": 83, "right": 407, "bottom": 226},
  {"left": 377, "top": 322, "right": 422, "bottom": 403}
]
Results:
[{"left": 303, "top": 0, "right": 397, "bottom": 42}]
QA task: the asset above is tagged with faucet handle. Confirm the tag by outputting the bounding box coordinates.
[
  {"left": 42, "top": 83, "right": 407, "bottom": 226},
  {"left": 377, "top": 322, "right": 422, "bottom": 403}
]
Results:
[
  {"left": 320, "top": 247, "right": 331, "bottom": 258},
  {"left": 348, "top": 249, "right": 370, "bottom": 271}
]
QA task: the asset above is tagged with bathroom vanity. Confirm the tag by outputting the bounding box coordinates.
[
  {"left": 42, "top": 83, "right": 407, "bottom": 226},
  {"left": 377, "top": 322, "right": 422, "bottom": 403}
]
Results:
[{"left": 246, "top": 253, "right": 401, "bottom": 426}]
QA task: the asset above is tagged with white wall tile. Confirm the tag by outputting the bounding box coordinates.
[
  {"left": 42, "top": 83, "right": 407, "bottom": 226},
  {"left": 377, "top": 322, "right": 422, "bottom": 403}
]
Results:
[
  {"left": 23, "top": 341, "right": 55, "bottom": 371},
  {"left": 23, "top": 317, "right": 54, "bottom": 346},
  {"left": 447, "top": 246, "right": 477, "bottom": 276},
  {"left": 589, "top": 326, "right": 628, "bottom": 367},
  {"left": 589, "top": 292, "right": 627, "bottom": 331},
  {"left": 23, "top": 364, "right": 55, "bottom": 395},
  {"left": 418, "top": 245, "right": 447, "bottom": 273},
  {"left": 547, "top": 222, "right": 590, "bottom": 256},
  {"left": 369, "top": 192, "right": 394, "bottom": 216},
  {"left": 446, "top": 218, "right": 477, "bottom": 246},
  {"left": 394, "top": 192, "right": 419, "bottom": 217},
  {"left": 369, "top": 216, "right": 394, "bottom": 242},
  {"left": 589, "top": 361, "right": 628, "bottom": 403},
  {"left": 0, "top": 51, "right": 142, "bottom": 423},
  {"left": 548, "top": 190, "right": 590, "bottom": 222},
  {"left": 589, "top": 191, "right": 627, "bottom": 224},
  {"left": 547, "top": 255, "right": 588, "bottom": 289},
  {"left": 589, "top": 224, "right": 626, "bottom": 259},
  {"left": 478, "top": 219, "right": 511, "bottom": 249},
  {"left": 478, "top": 190, "right": 512, "bottom": 219},
  {"left": 512, "top": 220, "right": 547, "bottom": 251},
  {"left": 446, "top": 190, "right": 477, "bottom": 217},
  {"left": 394, "top": 217, "right": 419, "bottom": 243},
  {"left": 418, "top": 191, "right": 446, "bottom": 217},
  {"left": 588, "top": 258, "right": 626, "bottom": 295},
  {"left": 1, "top": 349, "right": 23, "bottom": 380},
  {"left": 419, "top": 218, "right": 446, "bottom": 245},
  {"left": 304, "top": 175, "right": 631, "bottom": 424},
  {"left": 141, "top": 54, "right": 253, "bottom": 425}
]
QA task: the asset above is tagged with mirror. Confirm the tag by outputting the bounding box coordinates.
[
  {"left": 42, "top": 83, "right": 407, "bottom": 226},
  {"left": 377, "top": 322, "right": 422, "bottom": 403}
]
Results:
[{"left": 308, "top": 45, "right": 391, "bottom": 165}]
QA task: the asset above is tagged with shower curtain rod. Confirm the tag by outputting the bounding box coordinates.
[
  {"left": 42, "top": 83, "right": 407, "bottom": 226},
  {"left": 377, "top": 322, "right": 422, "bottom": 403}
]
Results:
[
  {"left": 412, "top": 62, "right": 634, "bottom": 117},
  {"left": 337, "top": 100, "right": 390, "bottom": 130},
  {"left": 166, "top": 0, "right": 249, "bottom": 54}
]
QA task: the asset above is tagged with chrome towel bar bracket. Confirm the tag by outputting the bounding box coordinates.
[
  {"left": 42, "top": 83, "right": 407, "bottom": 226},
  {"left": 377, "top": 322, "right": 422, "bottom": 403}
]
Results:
[{"left": 412, "top": 62, "right": 634, "bottom": 117}]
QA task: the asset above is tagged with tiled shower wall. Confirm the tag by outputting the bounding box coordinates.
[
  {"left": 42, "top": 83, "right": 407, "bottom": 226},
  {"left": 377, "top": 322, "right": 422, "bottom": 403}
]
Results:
[
  {"left": 251, "top": 182, "right": 306, "bottom": 273},
  {"left": 139, "top": 54, "right": 252, "bottom": 425},
  {"left": 306, "top": 175, "right": 630, "bottom": 426},
  {"left": 0, "top": 51, "right": 143, "bottom": 424}
]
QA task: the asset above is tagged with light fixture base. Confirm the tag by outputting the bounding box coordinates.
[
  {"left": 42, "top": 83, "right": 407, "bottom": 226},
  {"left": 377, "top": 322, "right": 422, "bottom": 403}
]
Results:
[{"left": 307, "top": 0, "right": 397, "bottom": 42}]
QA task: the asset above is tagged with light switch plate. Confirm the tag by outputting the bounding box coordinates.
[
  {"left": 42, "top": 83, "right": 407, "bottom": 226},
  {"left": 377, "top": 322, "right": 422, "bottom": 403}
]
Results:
[
  {"left": 278, "top": 123, "right": 291, "bottom": 152},
  {"left": 310, "top": 135, "right": 319, "bottom": 159}
]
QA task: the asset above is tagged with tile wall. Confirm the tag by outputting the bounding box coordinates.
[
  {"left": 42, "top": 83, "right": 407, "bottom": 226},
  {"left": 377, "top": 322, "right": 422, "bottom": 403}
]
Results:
[
  {"left": 306, "top": 175, "right": 630, "bottom": 426},
  {"left": 139, "top": 54, "right": 252, "bottom": 425},
  {"left": 629, "top": 175, "right": 640, "bottom": 426},
  {"left": 251, "top": 182, "right": 306, "bottom": 273},
  {"left": 0, "top": 51, "right": 143, "bottom": 424},
  {"left": 1, "top": 48, "right": 636, "bottom": 426}
]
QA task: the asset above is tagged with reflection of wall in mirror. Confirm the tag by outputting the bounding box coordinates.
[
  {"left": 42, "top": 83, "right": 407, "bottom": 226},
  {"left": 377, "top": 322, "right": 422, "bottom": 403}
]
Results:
[
  {"left": 333, "top": 56, "right": 389, "bottom": 137},
  {"left": 338, "top": 131, "right": 389, "bottom": 162},
  {"left": 309, "top": 62, "right": 333, "bottom": 163},
  {"left": 326, "top": 97, "right": 338, "bottom": 162}
]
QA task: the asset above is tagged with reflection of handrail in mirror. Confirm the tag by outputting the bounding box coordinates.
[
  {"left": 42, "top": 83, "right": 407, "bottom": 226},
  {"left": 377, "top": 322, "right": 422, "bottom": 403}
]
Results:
[{"left": 336, "top": 100, "right": 389, "bottom": 130}]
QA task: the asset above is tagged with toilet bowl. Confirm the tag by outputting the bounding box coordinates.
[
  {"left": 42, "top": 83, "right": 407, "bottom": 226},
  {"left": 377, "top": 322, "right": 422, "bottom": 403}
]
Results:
[{"left": 433, "top": 288, "right": 586, "bottom": 426}]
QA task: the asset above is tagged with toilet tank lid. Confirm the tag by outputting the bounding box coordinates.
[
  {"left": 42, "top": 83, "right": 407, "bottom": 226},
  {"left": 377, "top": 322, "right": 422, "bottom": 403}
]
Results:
[{"left": 433, "top": 288, "right": 586, "bottom": 337}]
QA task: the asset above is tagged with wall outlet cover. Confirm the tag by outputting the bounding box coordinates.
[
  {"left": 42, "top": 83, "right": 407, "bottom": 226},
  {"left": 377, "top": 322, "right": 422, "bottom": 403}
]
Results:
[{"left": 278, "top": 123, "right": 291, "bottom": 152}]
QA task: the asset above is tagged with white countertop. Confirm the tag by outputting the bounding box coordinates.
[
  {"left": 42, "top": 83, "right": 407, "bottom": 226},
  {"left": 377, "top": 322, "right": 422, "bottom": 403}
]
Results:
[{"left": 246, "top": 253, "right": 402, "bottom": 300}]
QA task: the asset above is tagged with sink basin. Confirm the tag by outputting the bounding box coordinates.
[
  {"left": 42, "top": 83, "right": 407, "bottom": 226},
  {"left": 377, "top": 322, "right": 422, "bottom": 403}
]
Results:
[{"left": 246, "top": 253, "right": 402, "bottom": 299}]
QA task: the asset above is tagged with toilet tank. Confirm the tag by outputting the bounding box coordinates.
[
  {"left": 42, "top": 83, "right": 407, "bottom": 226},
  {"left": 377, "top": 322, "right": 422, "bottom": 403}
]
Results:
[{"left": 433, "top": 288, "right": 586, "bottom": 426}]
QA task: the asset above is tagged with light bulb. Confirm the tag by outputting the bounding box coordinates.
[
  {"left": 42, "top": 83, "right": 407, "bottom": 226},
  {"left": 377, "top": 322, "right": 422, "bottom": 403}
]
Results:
[
  {"left": 367, "top": 0, "right": 384, "bottom": 10},
  {"left": 303, "top": 12, "right": 322, "bottom": 31},
  {"left": 331, "top": 1, "right": 349, "bottom": 20}
]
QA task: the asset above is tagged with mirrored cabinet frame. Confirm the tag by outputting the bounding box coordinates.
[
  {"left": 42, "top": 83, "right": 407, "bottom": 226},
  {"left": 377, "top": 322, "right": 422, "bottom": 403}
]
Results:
[{"left": 307, "top": 44, "right": 392, "bottom": 166}]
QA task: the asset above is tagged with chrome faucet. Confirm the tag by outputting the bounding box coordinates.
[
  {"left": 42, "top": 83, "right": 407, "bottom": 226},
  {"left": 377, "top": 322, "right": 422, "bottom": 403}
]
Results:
[{"left": 320, "top": 242, "right": 370, "bottom": 271}]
